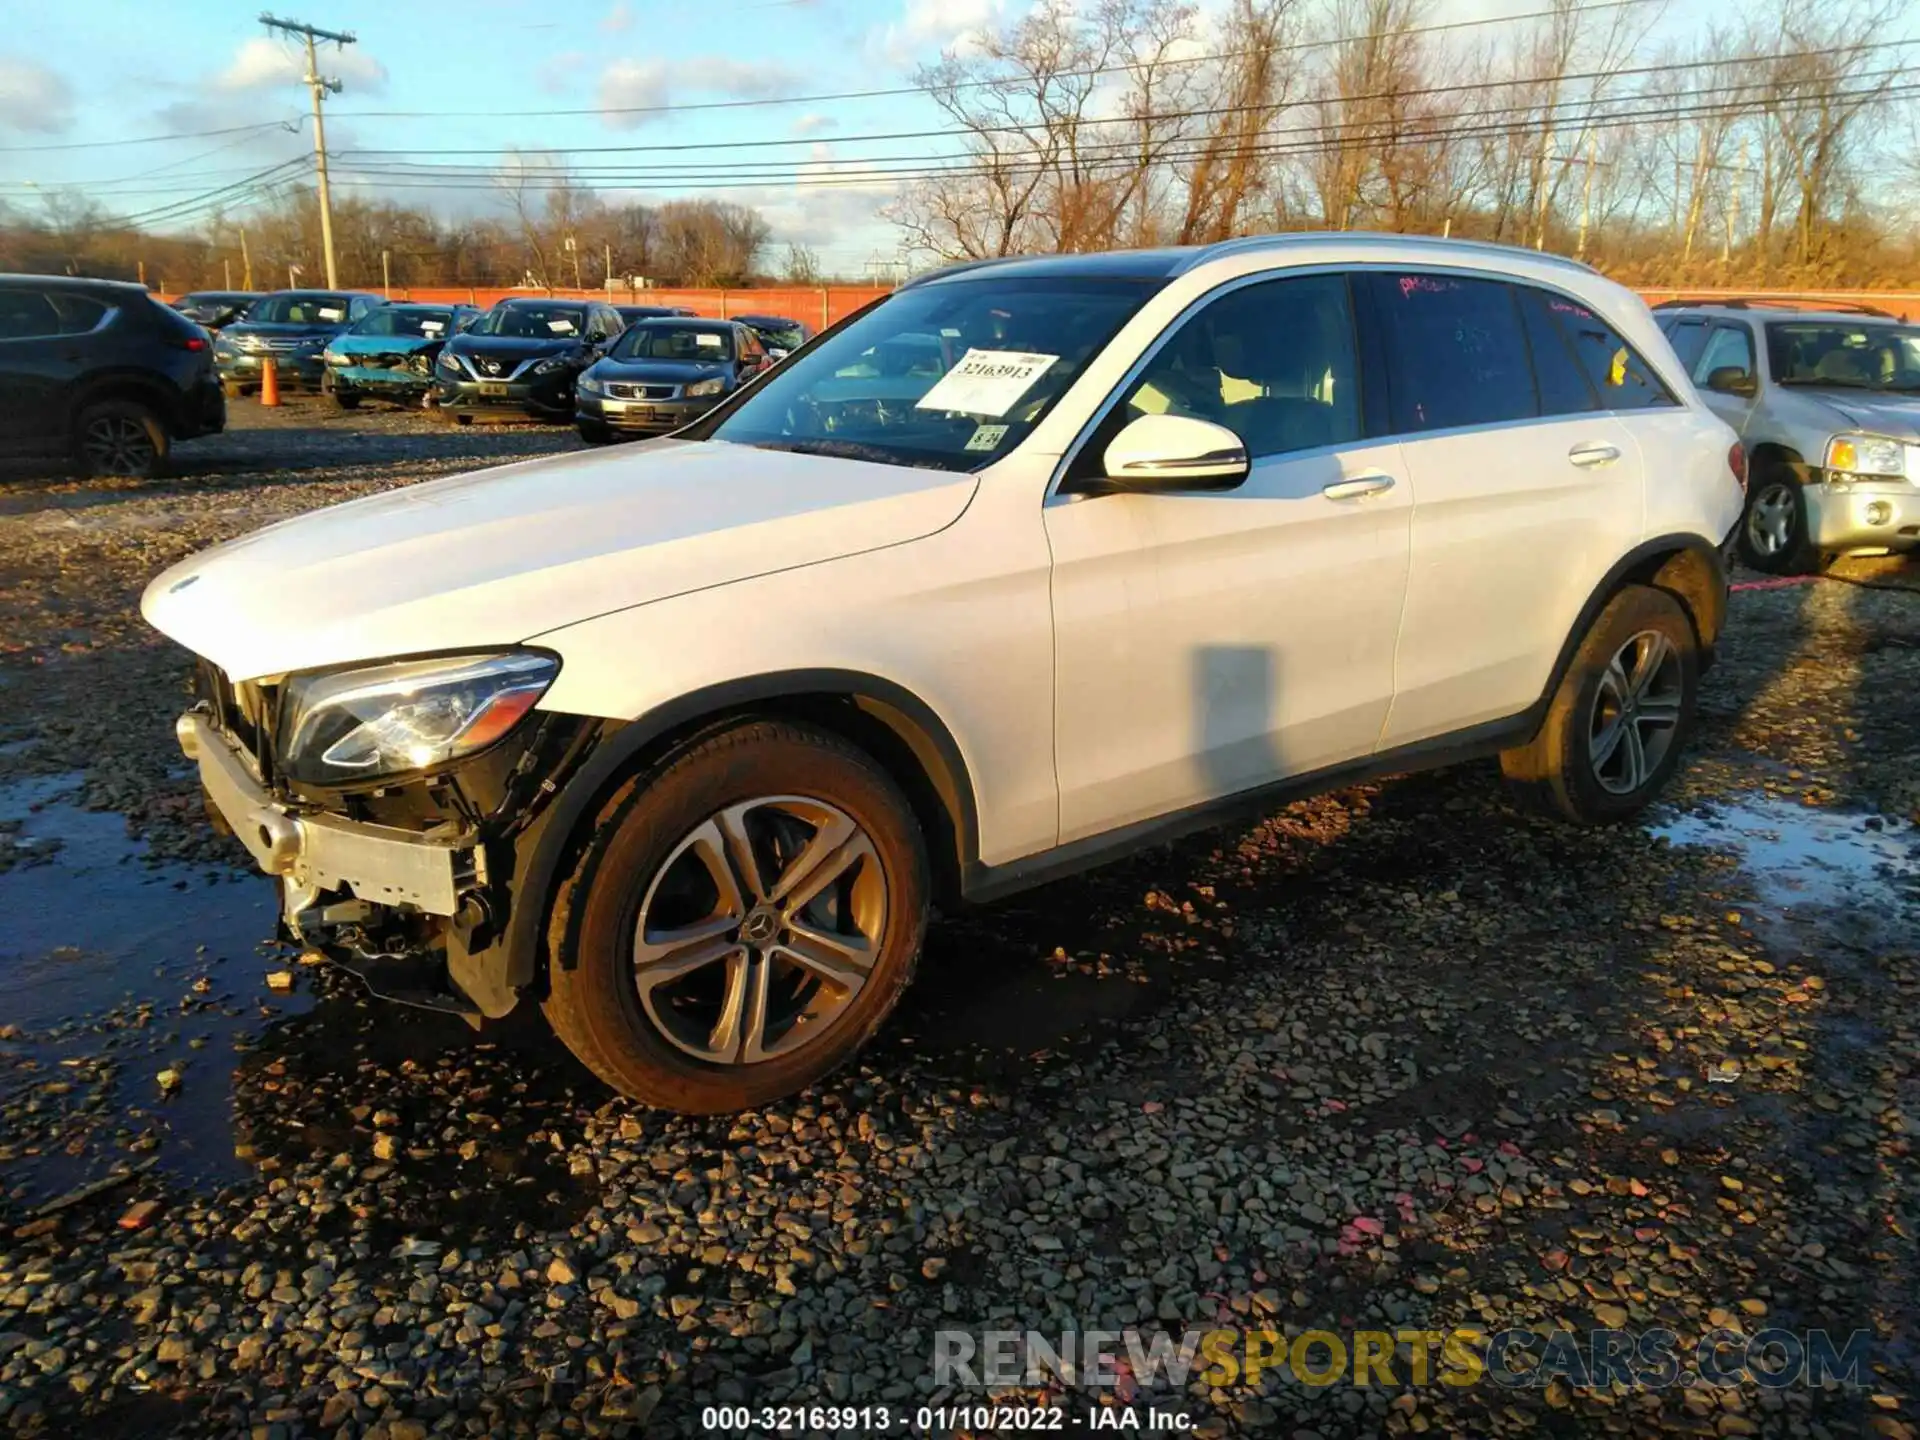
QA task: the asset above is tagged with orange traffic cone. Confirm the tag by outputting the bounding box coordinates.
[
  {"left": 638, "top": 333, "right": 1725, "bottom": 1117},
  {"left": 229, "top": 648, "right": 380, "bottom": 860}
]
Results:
[{"left": 259, "top": 356, "right": 281, "bottom": 408}]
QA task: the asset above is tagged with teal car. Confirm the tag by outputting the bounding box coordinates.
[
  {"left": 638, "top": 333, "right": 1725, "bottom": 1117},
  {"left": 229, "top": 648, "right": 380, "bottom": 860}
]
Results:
[{"left": 321, "top": 303, "right": 481, "bottom": 409}]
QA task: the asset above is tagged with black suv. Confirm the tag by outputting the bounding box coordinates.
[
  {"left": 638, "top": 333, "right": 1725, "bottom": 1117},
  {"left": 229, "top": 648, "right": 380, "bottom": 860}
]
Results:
[
  {"left": 0, "top": 274, "right": 225, "bottom": 478},
  {"left": 434, "top": 297, "right": 625, "bottom": 423}
]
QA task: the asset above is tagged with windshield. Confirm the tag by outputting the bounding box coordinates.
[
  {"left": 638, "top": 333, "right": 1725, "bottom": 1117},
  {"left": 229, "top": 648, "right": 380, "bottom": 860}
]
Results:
[
  {"left": 471, "top": 304, "right": 587, "bottom": 339},
  {"left": 1768, "top": 321, "right": 1920, "bottom": 391},
  {"left": 613, "top": 324, "right": 734, "bottom": 362},
  {"left": 352, "top": 307, "right": 455, "bottom": 339},
  {"left": 700, "top": 276, "right": 1160, "bottom": 471},
  {"left": 749, "top": 322, "right": 806, "bottom": 350},
  {"left": 246, "top": 293, "right": 354, "bottom": 325}
]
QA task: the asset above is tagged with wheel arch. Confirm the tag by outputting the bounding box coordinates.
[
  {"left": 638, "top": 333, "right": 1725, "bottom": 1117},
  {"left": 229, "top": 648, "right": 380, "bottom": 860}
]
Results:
[
  {"left": 1540, "top": 533, "right": 1729, "bottom": 710},
  {"left": 494, "top": 670, "right": 979, "bottom": 1000},
  {"left": 69, "top": 371, "right": 184, "bottom": 436}
]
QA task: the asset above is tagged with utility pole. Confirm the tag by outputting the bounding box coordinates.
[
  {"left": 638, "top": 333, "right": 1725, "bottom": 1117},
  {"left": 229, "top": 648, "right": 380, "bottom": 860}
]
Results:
[
  {"left": 224, "top": 257, "right": 233, "bottom": 289},
  {"left": 381, "top": 248, "right": 391, "bottom": 299},
  {"left": 1722, "top": 136, "right": 1750, "bottom": 268},
  {"left": 604, "top": 242, "right": 612, "bottom": 294},
  {"left": 238, "top": 227, "right": 253, "bottom": 290},
  {"left": 260, "top": 13, "right": 355, "bottom": 290}
]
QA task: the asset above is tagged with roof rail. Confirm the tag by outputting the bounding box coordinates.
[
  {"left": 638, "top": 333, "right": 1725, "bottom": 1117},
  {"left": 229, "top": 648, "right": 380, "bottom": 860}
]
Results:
[
  {"left": 898, "top": 257, "right": 1021, "bottom": 290},
  {"left": 1182, "top": 230, "right": 1599, "bottom": 277},
  {"left": 1652, "top": 295, "right": 1897, "bottom": 319}
]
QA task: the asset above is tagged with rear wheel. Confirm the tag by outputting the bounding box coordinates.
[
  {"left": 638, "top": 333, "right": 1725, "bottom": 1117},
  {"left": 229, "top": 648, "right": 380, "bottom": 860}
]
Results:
[
  {"left": 543, "top": 721, "right": 929, "bottom": 1112},
  {"left": 1738, "top": 464, "right": 1821, "bottom": 574},
  {"left": 1500, "top": 584, "right": 1698, "bottom": 824},
  {"left": 74, "top": 400, "right": 169, "bottom": 479}
]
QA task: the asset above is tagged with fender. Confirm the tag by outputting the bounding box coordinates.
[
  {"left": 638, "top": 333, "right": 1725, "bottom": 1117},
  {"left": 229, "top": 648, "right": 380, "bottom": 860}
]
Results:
[
  {"left": 482, "top": 669, "right": 981, "bottom": 1006},
  {"left": 1541, "top": 532, "right": 1730, "bottom": 698},
  {"left": 68, "top": 367, "right": 188, "bottom": 434}
]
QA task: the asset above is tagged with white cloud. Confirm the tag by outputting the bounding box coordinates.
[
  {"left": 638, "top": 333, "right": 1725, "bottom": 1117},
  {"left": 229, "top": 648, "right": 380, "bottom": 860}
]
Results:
[
  {"left": 0, "top": 57, "right": 74, "bottom": 134},
  {"left": 598, "top": 56, "right": 806, "bottom": 127},
  {"left": 602, "top": 0, "right": 633, "bottom": 33},
  {"left": 217, "top": 36, "right": 388, "bottom": 95},
  {"left": 790, "top": 112, "right": 837, "bottom": 137},
  {"left": 868, "top": 0, "right": 1003, "bottom": 68}
]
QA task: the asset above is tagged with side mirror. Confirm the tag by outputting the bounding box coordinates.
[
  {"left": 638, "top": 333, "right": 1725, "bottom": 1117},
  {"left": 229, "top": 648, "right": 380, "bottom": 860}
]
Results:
[
  {"left": 1099, "top": 414, "right": 1249, "bottom": 492},
  {"left": 1706, "top": 366, "right": 1757, "bottom": 399}
]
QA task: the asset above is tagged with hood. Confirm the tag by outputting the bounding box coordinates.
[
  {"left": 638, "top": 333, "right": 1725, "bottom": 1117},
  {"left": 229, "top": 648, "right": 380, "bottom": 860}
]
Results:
[
  {"left": 223, "top": 320, "right": 345, "bottom": 341},
  {"left": 450, "top": 333, "right": 582, "bottom": 358},
  {"left": 142, "top": 441, "right": 977, "bottom": 683},
  {"left": 1806, "top": 388, "right": 1920, "bottom": 441},
  {"left": 332, "top": 331, "right": 440, "bottom": 356},
  {"left": 592, "top": 357, "right": 730, "bottom": 385}
]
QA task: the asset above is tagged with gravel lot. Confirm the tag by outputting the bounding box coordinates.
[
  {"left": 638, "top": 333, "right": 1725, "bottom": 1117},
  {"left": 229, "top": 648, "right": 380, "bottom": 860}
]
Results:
[{"left": 1, "top": 400, "right": 1918, "bottom": 1439}]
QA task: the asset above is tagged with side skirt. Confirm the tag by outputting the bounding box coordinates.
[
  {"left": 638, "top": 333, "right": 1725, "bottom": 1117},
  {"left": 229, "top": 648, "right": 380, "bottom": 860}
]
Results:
[{"left": 960, "top": 708, "right": 1541, "bottom": 905}]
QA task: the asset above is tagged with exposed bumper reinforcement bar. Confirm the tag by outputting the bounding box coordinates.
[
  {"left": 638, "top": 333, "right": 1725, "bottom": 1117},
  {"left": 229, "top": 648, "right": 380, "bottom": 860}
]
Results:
[{"left": 175, "top": 712, "right": 468, "bottom": 916}]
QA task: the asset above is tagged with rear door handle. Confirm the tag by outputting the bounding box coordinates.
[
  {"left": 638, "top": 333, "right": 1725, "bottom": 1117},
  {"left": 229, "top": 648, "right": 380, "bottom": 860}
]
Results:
[
  {"left": 1568, "top": 443, "right": 1621, "bottom": 468},
  {"left": 1322, "top": 473, "right": 1396, "bottom": 501}
]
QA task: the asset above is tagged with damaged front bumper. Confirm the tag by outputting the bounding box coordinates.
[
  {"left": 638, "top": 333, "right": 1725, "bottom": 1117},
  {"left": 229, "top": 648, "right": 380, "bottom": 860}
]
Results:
[{"left": 178, "top": 712, "right": 473, "bottom": 916}]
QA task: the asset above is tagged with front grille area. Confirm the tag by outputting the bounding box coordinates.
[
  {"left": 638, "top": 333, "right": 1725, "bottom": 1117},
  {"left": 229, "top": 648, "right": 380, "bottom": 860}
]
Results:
[{"left": 607, "top": 382, "right": 677, "bottom": 400}]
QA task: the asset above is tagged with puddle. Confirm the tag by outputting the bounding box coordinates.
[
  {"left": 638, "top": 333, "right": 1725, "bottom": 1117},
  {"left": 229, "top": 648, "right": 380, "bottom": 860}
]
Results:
[
  {"left": 0, "top": 774, "right": 307, "bottom": 1210},
  {"left": 1653, "top": 794, "right": 1920, "bottom": 958}
]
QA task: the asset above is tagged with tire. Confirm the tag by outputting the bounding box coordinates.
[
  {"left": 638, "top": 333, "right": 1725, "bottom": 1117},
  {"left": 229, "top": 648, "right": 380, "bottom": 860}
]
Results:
[
  {"left": 1737, "top": 464, "right": 1822, "bottom": 574},
  {"left": 543, "top": 720, "right": 930, "bottom": 1112},
  {"left": 221, "top": 380, "right": 247, "bottom": 401},
  {"left": 331, "top": 388, "right": 360, "bottom": 410},
  {"left": 452, "top": 413, "right": 474, "bottom": 426},
  {"left": 73, "top": 399, "right": 169, "bottom": 479},
  {"left": 1500, "top": 583, "right": 1698, "bottom": 824},
  {"left": 576, "top": 421, "right": 611, "bottom": 446}
]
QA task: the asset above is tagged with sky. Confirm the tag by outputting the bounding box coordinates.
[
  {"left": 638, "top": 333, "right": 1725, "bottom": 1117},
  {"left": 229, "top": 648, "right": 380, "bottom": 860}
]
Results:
[{"left": 0, "top": 0, "right": 1747, "bottom": 274}]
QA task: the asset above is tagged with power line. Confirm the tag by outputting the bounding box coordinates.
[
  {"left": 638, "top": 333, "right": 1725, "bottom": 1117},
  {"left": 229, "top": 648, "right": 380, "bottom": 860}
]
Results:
[
  {"left": 321, "top": 80, "right": 1920, "bottom": 196},
  {"left": 332, "top": 38, "right": 1920, "bottom": 162},
  {"left": 322, "top": 76, "right": 1916, "bottom": 192},
  {"left": 0, "top": 119, "right": 300, "bottom": 156},
  {"left": 330, "top": 0, "right": 1666, "bottom": 122}
]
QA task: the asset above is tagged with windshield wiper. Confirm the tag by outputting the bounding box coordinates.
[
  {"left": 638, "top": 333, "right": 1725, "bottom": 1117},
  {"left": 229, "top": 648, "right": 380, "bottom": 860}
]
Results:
[{"left": 744, "top": 437, "right": 956, "bottom": 470}]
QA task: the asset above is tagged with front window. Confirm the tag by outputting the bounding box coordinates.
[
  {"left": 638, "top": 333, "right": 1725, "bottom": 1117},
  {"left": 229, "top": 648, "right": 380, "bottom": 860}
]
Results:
[
  {"left": 614, "top": 324, "right": 733, "bottom": 361},
  {"left": 246, "top": 293, "right": 352, "bottom": 325},
  {"left": 470, "top": 304, "right": 587, "bottom": 339},
  {"left": 699, "top": 276, "right": 1161, "bottom": 471},
  {"left": 1768, "top": 322, "right": 1920, "bottom": 391},
  {"left": 352, "top": 307, "right": 455, "bottom": 339},
  {"left": 751, "top": 323, "right": 806, "bottom": 351}
]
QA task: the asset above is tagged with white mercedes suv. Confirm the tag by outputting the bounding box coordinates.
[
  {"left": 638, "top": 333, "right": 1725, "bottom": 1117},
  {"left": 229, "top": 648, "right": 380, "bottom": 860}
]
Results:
[{"left": 143, "top": 234, "right": 1746, "bottom": 1112}]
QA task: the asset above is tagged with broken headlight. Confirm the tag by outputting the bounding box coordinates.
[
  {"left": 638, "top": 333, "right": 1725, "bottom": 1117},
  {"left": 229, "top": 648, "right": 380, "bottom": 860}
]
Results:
[{"left": 279, "top": 652, "right": 558, "bottom": 786}]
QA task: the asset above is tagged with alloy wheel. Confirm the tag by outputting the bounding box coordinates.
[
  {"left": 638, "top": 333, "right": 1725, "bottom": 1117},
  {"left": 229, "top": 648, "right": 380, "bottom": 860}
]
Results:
[
  {"left": 81, "top": 415, "right": 156, "bottom": 477},
  {"left": 1745, "top": 482, "right": 1796, "bottom": 558},
  {"left": 632, "top": 795, "right": 885, "bottom": 1065},
  {"left": 1587, "top": 629, "right": 1684, "bottom": 795}
]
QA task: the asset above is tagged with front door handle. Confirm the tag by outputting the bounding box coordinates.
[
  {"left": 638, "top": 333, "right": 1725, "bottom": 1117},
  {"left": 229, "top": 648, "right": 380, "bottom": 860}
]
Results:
[
  {"left": 1568, "top": 443, "right": 1621, "bottom": 468},
  {"left": 1322, "top": 473, "right": 1396, "bottom": 501}
]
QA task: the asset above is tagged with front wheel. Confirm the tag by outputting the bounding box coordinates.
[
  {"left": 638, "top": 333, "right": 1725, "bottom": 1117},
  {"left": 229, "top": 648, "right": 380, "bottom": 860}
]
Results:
[
  {"left": 1500, "top": 583, "right": 1699, "bottom": 824},
  {"left": 330, "top": 386, "right": 360, "bottom": 410},
  {"left": 1738, "top": 466, "right": 1821, "bottom": 574},
  {"left": 543, "top": 721, "right": 930, "bottom": 1112},
  {"left": 576, "top": 421, "right": 612, "bottom": 446}
]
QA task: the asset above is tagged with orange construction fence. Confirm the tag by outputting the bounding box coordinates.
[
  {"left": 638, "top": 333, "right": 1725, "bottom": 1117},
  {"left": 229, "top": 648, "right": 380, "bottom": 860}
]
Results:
[{"left": 161, "top": 282, "right": 1920, "bottom": 326}]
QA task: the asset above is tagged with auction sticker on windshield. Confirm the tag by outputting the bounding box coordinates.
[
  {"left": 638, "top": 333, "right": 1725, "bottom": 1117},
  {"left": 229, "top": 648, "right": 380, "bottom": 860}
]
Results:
[{"left": 916, "top": 349, "right": 1058, "bottom": 417}]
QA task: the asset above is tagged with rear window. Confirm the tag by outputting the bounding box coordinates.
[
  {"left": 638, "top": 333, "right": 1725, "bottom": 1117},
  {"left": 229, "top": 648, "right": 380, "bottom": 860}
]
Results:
[
  {"left": 0, "top": 289, "right": 61, "bottom": 340},
  {"left": 1517, "top": 287, "right": 1600, "bottom": 416},
  {"left": 1368, "top": 272, "right": 1538, "bottom": 432},
  {"left": 1545, "top": 296, "right": 1677, "bottom": 409}
]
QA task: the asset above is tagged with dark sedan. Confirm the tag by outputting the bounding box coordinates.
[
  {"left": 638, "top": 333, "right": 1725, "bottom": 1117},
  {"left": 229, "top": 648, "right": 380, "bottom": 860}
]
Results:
[
  {"left": 574, "top": 318, "right": 773, "bottom": 442},
  {"left": 734, "top": 312, "right": 814, "bottom": 358},
  {"left": 434, "top": 298, "right": 625, "bottom": 423},
  {"left": 322, "top": 302, "right": 481, "bottom": 409},
  {"left": 616, "top": 303, "right": 697, "bottom": 325},
  {"left": 212, "top": 290, "right": 386, "bottom": 394},
  {"left": 171, "top": 290, "right": 261, "bottom": 331}
]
